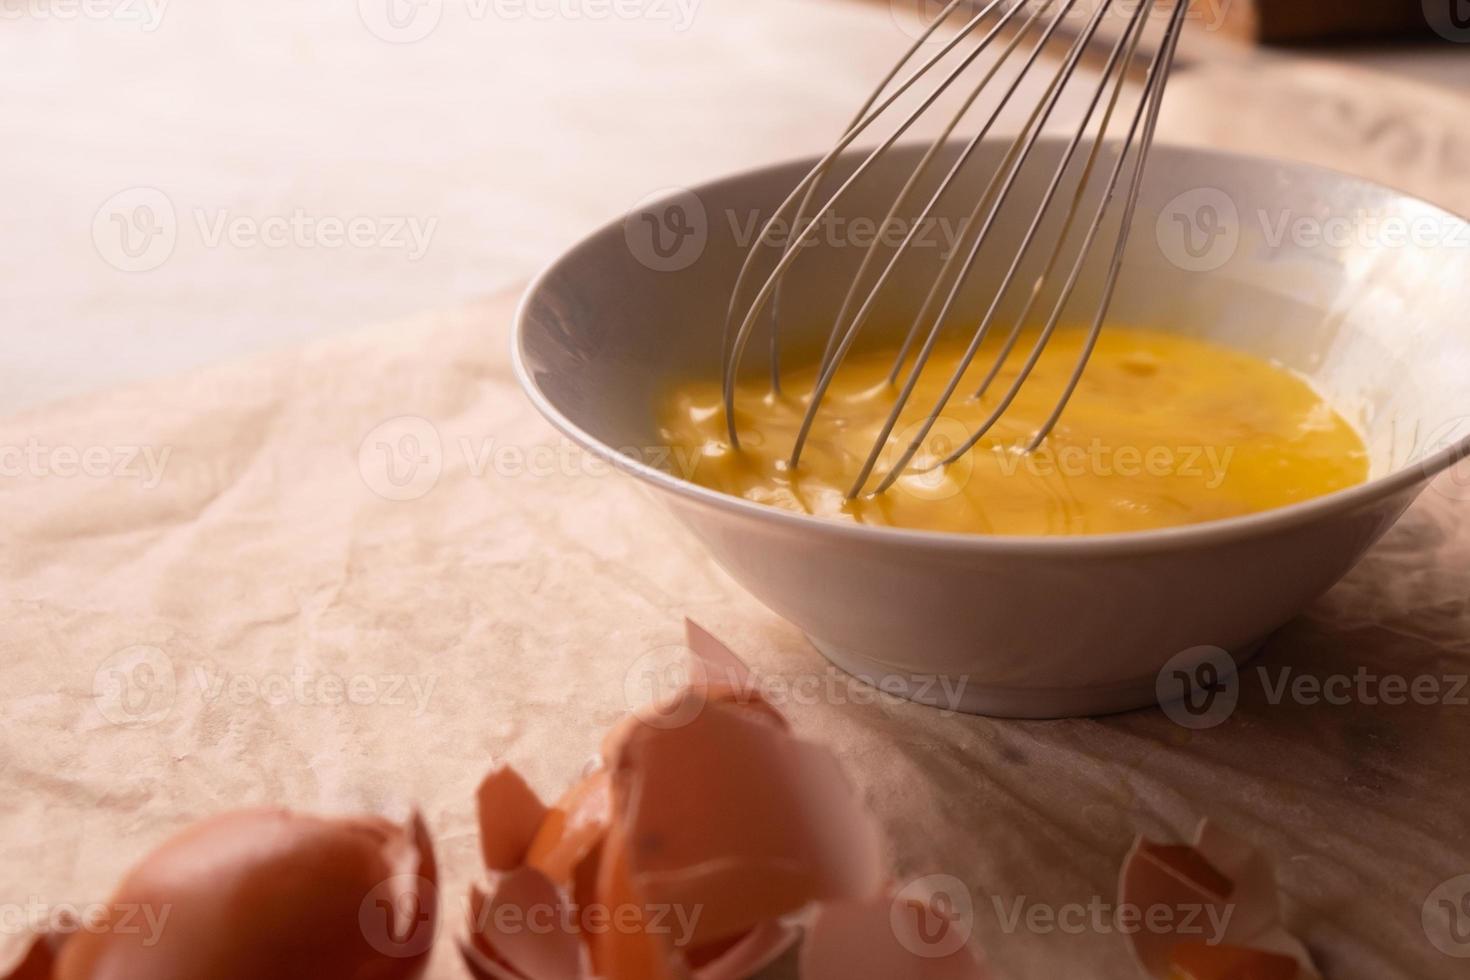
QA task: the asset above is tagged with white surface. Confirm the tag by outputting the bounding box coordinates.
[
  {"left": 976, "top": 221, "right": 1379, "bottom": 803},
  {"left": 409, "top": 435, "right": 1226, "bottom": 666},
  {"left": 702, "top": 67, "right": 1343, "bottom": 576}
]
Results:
[
  {"left": 5, "top": 2, "right": 1464, "bottom": 417},
  {"left": 0, "top": 0, "right": 918, "bottom": 414}
]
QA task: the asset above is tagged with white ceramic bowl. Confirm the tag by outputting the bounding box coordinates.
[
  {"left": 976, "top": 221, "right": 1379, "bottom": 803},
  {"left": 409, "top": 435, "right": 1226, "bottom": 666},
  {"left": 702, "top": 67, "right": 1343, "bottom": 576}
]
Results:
[{"left": 514, "top": 141, "right": 1470, "bottom": 718}]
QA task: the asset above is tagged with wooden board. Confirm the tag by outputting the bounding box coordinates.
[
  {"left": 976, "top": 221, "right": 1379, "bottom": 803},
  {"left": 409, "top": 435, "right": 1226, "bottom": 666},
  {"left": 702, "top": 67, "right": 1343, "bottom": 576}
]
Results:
[{"left": 1215, "top": 0, "right": 1440, "bottom": 44}]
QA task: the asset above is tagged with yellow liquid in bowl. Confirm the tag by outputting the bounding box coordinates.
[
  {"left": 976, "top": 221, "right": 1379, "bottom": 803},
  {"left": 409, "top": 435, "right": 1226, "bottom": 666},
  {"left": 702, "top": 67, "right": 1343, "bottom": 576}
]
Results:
[{"left": 658, "top": 327, "right": 1369, "bottom": 536}]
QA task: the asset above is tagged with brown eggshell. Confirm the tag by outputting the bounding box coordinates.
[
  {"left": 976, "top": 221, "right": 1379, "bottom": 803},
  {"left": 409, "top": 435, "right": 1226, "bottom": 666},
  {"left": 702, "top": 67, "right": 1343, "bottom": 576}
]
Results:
[
  {"left": 1135, "top": 843, "right": 1234, "bottom": 901},
  {"left": 52, "top": 807, "right": 437, "bottom": 980},
  {"left": 0, "top": 934, "right": 60, "bottom": 980},
  {"left": 677, "top": 618, "right": 787, "bottom": 730},
  {"left": 683, "top": 619, "right": 755, "bottom": 691},
  {"left": 1190, "top": 821, "right": 1280, "bottom": 941},
  {"left": 800, "top": 891, "right": 992, "bottom": 980},
  {"left": 1170, "top": 941, "right": 1300, "bottom": 980},
  {"left": 463, "top": 868, "right": 583, "bottom": 980},
  {"left": 477, "top": 764, "right": 550, "bottom": 872},
  {"left": 688, "top": 921, "right": 799, "bottom": 980},
  {"left": 678, "top": 616, "right": 788, "bottom": 733},
  {"left": 465, "top": 619, "right": 891, "bottom": 980},
  {"left": 459, "top": 939, "right": 524, "bottom": 980},
  {"left": 612, "top": 698, "right": 886, "bottom": 950},
  {"left": 526, "top": 770, "right": 611, "bottom": 889},
  {"left": 1118, "top": 820, "right": 1318, "bottom": 980},
  {"left": 600, "top": 620, "right": 787, "bottom": 769},
  {"left": 587, "top": 825, "right": 680, "bottom": 980}
]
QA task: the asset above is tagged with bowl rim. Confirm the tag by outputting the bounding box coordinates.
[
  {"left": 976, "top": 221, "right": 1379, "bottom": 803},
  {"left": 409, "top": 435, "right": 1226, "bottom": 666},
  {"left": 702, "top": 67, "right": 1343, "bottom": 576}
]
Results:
[{"left": 513, "top": 140, "right": 1470, "bottom": 557}]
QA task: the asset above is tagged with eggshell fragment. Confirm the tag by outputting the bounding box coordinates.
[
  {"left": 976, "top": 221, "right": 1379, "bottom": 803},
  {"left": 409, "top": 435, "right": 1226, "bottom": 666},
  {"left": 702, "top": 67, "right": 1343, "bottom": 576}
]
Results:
[
  {"left": 1118, "top": 820, "right": 1318, "bottom": 980},
  {"left": 800, "top": 890, "right": 992, "bottom": 980},
  {"left": 1134, "top": 843, "right": 1234, "bottom": 902},
  {"left": 600, "top": 620, "right": 787, "bottom": 766},
  {"left": 463, "top": 868, "right": 585, "bottom": 980},
  {"left": 1, "top": 934, "right": 60, "bottom": 980},
  {"left": 1169, "top": 941, "right": 1299, "bottom": 980},
  {"left": 526, "top": 770, "right": 611, "bottom": 889},
  {"left": 613, "top": 698, "right": 886, "bottom": 948},
  {"left": 1189, "top": 822, "right": 1280, "bottom": 943},
  {"left": 459, "top": 941, "right": 525, "bottom": 980},
  {"left": 464, "top": 618, "right": 888, "bottom": 980},
  {"left": 479, "top": 765, "right": 551, "bottom": 872},
  {"left": 17, "top": 807, "right": 437, "bottom": 980},
  {"left": 689, "top": 920, "right": 799, "bottom": 980},
  {"left": 684, "top": 619, "right": 757, "bottom": 689},
  {"left": 586, "top": 824, "right": 681, "bottom": 980}
]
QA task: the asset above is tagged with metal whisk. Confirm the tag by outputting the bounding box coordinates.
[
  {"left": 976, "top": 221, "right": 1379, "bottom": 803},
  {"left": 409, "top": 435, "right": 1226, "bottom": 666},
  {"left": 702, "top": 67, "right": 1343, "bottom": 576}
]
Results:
[{"left": 720, "top": 0, "right": 1189, "bottom": 499}]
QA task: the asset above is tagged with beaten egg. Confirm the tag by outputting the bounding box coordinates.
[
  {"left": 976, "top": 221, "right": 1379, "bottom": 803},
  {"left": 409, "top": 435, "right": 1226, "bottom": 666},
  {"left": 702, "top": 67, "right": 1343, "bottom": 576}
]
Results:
[{"left": 659, "top": 326, "right": 1368, "bottom": 536}]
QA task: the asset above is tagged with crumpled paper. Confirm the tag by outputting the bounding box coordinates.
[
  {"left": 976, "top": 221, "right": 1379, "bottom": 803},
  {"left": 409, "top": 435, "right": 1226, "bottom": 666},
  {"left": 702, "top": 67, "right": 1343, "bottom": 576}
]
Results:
[
  {"left": 1, "top": 285, "right": 1466, "bottom": 979},
  {"left": 1163, "top": 54, "right": 1470, "bottom": 218}
]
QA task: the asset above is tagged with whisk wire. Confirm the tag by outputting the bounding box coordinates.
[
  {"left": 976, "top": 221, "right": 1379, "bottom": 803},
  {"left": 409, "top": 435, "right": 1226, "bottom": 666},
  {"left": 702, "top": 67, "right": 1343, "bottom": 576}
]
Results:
[
  {"left": 858, "top": 0, "right": 1130, "bottom": 497},
  {"left": 720, "top": 0, "right": 1190, "bottom": 500},
  {"left": 934, "top": 0, "right": 1177, "bottom": 469},
  {"left": 720, "top": 0, "right": 1020, "bottom": 444},
  {"left": 786, "top": 0, "right": 1074, "bottom": 466},
  {"left": 1023, "top": 0, "right": 1188, "bottom": 451},
  {"left": 780, "top": 0, "right": 1001, "bottom": 389},
  {"left": 967, "top": 0, "right": 1155, "bottom": 404}
]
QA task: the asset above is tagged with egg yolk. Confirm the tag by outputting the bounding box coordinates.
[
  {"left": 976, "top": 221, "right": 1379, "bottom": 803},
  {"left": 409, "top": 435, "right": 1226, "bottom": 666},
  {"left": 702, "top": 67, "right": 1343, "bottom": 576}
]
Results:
[{"left": 658, "top": 326, "right": 1369, "bottom": 536}]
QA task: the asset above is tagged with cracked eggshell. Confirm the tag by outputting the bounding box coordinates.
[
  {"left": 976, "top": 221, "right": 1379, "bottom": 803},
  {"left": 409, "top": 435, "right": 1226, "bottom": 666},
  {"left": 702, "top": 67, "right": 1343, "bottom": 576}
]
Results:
[
  {"left": 688, "top": 920, "right": 799, "bottom": 980},
  {"left": 465, "top": 619, "right": 886, "bottom": 980},
  {"left": 612, "top": 698, "right": 886, "bottom": 949},
  {"left": 601, "top": 620, "right": 788, "bottom": 767},
  {"left": 478, "top": 764, "right": 551, "bottom": 873},
  {"left": 1, "top": 934, "right": 61, "bottom": 980},
  {"left": 800, "top": 890, "right": 992, "bottom": 980},
  {"left": 463, "top": 867, "right": 585, "bottom": 980},
  {"left": 1167, "top": 942, "right": 1302, "bottom": 980},
  {"left": 526, "top": 770, "right": 611, "bottom": 889},
  {"left": 1119, "top": 819, "right": 1318, "bottom": 980}
]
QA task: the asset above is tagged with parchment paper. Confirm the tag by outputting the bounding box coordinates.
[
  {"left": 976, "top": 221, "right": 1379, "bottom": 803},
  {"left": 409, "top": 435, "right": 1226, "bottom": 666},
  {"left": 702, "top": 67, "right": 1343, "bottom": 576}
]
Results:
[
  {"left": 4, "top": 59, "right": 1470, "bottom": 980},
  {"left": 1, "top": 287, "right": 1466, "bottom": 979},
  {"left": 1162, "top": 55, "right": 1470, "bottom": 217}
]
